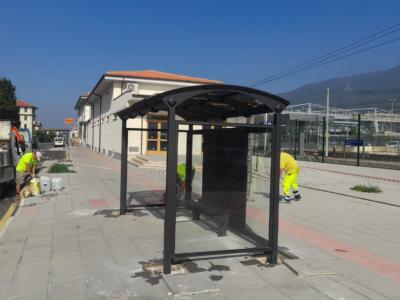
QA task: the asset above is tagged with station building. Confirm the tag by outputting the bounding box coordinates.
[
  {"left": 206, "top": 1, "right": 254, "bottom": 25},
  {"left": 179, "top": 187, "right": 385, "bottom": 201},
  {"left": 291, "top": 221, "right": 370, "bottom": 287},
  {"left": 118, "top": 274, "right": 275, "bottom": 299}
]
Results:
[{"left": 75, "top": 70, "right": 221, "bottom": 159}]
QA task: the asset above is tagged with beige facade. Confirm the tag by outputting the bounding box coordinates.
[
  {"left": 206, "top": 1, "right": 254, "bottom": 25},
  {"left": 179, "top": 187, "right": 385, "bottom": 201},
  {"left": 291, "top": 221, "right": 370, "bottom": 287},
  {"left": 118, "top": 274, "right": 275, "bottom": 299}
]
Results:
[{"left": 75, "top": 70, "right": 221, "bottom": 159}]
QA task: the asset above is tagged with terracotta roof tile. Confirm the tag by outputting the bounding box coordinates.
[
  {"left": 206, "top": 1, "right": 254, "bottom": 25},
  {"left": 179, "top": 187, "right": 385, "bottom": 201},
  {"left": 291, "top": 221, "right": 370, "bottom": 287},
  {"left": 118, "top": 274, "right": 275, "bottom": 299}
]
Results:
[
  {"left": 105, "top": 70, "right": 221, "bottom": 84},
  {"left": 16, "top": 100, "right": 36, "bottom": 108}
]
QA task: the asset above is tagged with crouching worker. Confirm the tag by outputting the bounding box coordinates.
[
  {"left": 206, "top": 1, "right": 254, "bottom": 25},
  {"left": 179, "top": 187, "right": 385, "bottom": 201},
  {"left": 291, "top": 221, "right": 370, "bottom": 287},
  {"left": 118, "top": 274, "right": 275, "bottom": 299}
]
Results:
[
  {"left": 15, "top": 150, "right": 42, "bottom": 202},
  {"left": 163, "top": 163, "right": 195, "bottom": 201},
  {"left": 176, "top": 163, "right": 195, "bottom": 200},
  {"left": 280, "top": 152, "right": 301, "bottom": 203}
]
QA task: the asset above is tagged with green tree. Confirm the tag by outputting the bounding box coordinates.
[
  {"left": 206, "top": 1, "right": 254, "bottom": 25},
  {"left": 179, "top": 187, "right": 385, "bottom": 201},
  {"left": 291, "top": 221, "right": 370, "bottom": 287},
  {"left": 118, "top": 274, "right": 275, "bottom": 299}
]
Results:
[
  {"left": 35, "top": 130, "right": 46, "bottom": 143},
  {"left": 0, "top": 77, "right": 19, "bottom": 123},
  {"left": 0, "top": 77, "right": 17, "bottom": 110}
]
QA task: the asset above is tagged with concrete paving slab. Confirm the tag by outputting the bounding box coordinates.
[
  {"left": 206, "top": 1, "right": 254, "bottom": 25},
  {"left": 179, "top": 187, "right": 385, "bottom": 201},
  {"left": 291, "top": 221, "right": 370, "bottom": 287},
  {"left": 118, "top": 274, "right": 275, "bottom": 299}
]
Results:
[
  {"left": 305, "top": 276, "right": 381, "bottom": 300},
  {"left": 163, "top": 272, "right": 218, "bottom": 296},
  {"left": 282, "top": 259, "right": 337, "bottom": 278},
  {"left": 8, "top": 290, "right": 48, "bottom": 300},
  {"left": 49, "top": 279, "right": 87, "bottom": 300},
  {"left": 8, "top": 260, "right": 49, "bottom": 298}
]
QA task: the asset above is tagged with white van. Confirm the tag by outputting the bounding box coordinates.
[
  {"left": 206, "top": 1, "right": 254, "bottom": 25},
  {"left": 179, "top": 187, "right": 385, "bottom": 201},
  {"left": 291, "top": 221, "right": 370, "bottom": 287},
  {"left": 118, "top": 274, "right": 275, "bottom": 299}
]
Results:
[{"left": 54, "top": 136, "right": 64, "bottom": 147}]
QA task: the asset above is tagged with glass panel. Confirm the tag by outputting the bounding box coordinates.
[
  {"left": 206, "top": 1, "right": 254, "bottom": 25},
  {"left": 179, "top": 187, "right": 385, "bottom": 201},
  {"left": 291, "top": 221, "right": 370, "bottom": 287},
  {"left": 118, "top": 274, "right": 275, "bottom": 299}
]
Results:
[
  {"left": 147, "top": 140, "right": 158, "bottom": 151},
  {"left": 359, "top": 113, "right": 400, "bottom": 169},
  {"left": 126, "top": 132, "right": 166, "bottom": 208},
  {"left": 175, "top": 124, "right": 271, "bottom": 255},
  {"left": 160, "top": 122, "right": 168, "bottom": 140},
  {"left": 148, "top": 122, "right": 158, "bottom": 139},
  {"left": 160, "top": 141, "right": 168, "bottom": 151}
]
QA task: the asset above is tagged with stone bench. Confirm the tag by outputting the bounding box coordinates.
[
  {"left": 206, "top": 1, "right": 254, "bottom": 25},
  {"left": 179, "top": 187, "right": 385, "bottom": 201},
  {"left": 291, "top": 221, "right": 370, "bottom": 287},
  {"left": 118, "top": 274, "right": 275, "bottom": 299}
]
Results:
[{"left": 190, "top": 200, "right": 229, "bottom": 236}]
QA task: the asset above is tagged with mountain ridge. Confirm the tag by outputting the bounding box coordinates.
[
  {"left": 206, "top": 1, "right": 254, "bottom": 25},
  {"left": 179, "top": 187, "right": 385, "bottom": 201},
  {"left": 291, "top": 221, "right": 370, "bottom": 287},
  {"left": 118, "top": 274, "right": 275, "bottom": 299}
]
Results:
[{"left": 279, "top": 65, "right": 400, "bottom": 111}]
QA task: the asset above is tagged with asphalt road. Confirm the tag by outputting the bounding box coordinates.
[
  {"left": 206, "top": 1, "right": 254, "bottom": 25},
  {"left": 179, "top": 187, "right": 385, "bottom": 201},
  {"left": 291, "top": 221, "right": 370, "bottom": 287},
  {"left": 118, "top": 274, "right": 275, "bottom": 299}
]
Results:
[{"left": 38, "top": 143, "right": 67, "bottom": 161}]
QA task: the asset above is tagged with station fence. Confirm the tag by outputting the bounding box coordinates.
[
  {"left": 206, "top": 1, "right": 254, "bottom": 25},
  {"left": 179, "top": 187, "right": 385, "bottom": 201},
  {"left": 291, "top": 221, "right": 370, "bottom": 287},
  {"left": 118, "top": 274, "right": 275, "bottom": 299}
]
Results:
[{"left": 251, "top": 114, "right": 400, "bottom": 170}]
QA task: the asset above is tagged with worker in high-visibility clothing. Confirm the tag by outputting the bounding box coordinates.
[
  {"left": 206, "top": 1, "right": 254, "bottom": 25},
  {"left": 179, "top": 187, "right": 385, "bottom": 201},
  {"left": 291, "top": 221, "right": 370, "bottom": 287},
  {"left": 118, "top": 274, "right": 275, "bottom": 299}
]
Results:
[
  {"left": 280, "top": 152, "right": 301, "bottom": 203},
  {"left": 15, "top": 151, "right": 42, "bottom": 202},
  {"left": 176, "top": 163, "right": 195, "bottom": 195},
  {"left": 163, "top": 163, "right": 195, "bottom": 201},
  {"left": 11, "top": 121, "right": 24, "bottom": 156}
]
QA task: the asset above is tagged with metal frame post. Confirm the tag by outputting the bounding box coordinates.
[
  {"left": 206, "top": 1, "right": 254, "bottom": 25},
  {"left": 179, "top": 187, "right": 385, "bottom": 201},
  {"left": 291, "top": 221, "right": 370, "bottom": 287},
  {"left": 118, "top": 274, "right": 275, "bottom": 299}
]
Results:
[
  {"left": 163, "top": 107, "right": 178, "bottom": 275},
  {"left": 267, "top": 113, "right": 281, "bottom": 264},
  {"left": 120, "top": 118, "right": 128, "bottom": 214},
  {"left": 185, "top": 124, "right": 193, "bottom": 207},
  {"left": 322, "top": 117, "right": 326, "bottom": 163},
  {"left": 294, "top": 119, "right": 298, "bottom": 159},
  {"left": 357, "top": 114, "right": 361, "bottom": 167},
  {"left": 91, "top": 103, "right": 95, "bottom": 150}
]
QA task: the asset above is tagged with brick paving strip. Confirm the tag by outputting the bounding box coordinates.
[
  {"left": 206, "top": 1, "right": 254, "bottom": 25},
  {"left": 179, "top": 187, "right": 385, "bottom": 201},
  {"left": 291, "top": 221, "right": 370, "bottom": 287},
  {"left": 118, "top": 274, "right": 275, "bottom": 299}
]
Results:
[{"left": 246, "top": 205, "right": 400, "bottom": 283}]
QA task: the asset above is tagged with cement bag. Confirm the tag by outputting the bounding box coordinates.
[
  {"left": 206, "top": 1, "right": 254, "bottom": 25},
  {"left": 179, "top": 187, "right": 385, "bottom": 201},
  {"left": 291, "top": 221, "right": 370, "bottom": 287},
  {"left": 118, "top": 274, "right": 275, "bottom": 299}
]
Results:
[
  {"left": 40, "top": 176, "right": 51, "bottom": 193},
  {"left": 30, "top": 178, "right": 40, "bottom": 196},
  {"left": 51, "top": 177, "right": 63, "bottom": 191}
]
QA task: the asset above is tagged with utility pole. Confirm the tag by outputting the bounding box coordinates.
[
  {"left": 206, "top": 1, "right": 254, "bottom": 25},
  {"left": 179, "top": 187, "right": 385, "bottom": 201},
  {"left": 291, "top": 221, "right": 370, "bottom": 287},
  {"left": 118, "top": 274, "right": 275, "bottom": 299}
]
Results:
[
  {"left": 325, "top": 88, "right": 330, "bottom": 157},
  {"left": 390, "top": 99, "right": 395, "bottom": 140}
]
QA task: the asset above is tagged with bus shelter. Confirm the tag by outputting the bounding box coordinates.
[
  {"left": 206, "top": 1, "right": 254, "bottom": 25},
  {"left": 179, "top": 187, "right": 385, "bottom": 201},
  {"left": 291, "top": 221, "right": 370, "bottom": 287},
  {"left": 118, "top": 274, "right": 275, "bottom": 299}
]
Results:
[{"left": 117, "top": 84, "right": 289, "bottom": 274}]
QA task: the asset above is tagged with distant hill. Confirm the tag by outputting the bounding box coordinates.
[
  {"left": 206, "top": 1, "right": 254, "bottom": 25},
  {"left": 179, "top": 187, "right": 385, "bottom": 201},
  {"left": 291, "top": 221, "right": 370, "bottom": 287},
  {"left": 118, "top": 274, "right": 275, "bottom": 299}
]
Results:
[{"left": 279, "top": 65, "right": 400, "bottom": 111}]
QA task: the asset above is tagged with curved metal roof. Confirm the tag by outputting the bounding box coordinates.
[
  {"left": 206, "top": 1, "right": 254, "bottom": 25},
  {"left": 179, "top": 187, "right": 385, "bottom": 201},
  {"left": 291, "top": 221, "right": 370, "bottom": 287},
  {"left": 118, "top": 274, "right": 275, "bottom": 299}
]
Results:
[{"left": 117, "top": 84, "right": 289, "bottom": 121}]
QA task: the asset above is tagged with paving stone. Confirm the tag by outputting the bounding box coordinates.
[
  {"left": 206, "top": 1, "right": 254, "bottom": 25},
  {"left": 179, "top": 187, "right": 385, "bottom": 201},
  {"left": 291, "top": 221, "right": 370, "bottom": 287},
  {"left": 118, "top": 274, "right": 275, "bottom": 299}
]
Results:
[
  {"left": 20, "top": 245, "right": 52, "bottom": 263},
  {"left": 124, "top": 276, "right": 171, "bottom": 300},
  {"left": 164, "top": 272, "right": 218, "bottom": 295},
  {"left": 250, "top": 264, "right": 313, "bottom": 297},
  {"left": 0, "top": 261, "right": 18, "bottom": 289},
  {"left": 50, "top": 252, "right": 85, "bottom": 283},
  {"left": 7, "top": 290, "right": 48, "bottom": 300},
  {"left": 305, "top": 276, "right": 380, "bottom": 300},
  {"left": 222, "top": 286, "right": 291, "bottom": 300},
  {"left": 49, "top": 279, "right": 87, "bottom": 300},
  {"left": 288, "top": 291, "right": 331, "bottom": 300}
]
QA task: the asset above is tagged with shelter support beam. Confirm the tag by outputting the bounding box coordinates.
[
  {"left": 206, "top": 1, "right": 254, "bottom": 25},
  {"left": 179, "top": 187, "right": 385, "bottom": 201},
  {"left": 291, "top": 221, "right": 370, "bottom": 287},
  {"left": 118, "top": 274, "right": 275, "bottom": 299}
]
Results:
[
  {"left": 120, "top": 118, "right": 128, "bottom": 215},
  {"left": 268, "top": 113, "right": 281, "bottom": 264},
  {"left": 163, "top": 107, "right": 178, "bottom": 275},
  {"left": 185, "top": 125, "right": 193, "bottom": 208},
  {"left": 357, "top": 114, "right": 361, "bottom": 166}
]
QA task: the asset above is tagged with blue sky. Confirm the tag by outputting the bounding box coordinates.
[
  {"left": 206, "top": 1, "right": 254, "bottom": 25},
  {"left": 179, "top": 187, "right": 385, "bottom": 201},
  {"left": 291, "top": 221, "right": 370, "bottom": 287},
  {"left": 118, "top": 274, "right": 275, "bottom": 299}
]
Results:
[{"left": 1, "top": 0, "right": 400, "bottom": 127}]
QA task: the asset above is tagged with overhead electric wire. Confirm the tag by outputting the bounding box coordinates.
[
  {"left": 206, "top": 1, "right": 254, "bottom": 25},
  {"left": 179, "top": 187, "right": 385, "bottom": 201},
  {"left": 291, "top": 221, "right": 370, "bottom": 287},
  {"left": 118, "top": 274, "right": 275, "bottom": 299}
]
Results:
[
  {"left": 250, "top": 23, "right": 400, "bottom": 86},
  {"left": 252, "top": 36, "right": 400, "bottom": 87},
  {"left": 249, "top": 24, "right": 400, "bottom": 87}
]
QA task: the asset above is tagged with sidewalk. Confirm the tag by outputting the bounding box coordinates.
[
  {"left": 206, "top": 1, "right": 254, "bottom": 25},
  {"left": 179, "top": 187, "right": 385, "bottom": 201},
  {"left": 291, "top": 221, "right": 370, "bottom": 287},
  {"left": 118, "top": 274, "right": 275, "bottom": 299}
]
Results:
[{"left": 0, "top": 147, "right": 399, "bottom": 299}]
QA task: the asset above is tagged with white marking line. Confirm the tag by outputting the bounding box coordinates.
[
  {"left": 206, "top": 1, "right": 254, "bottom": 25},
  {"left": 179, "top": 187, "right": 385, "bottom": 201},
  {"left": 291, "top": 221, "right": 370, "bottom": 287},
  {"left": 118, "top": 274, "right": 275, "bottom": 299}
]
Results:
[
  {"left": 173, "top": 289, "right": 220, "bottom": 298},
  {"left": 69, "top": 209, "right": 98, "bottom": 216},
  {"left": 75, "top": 162, "right": 166, "bottom": 176}
]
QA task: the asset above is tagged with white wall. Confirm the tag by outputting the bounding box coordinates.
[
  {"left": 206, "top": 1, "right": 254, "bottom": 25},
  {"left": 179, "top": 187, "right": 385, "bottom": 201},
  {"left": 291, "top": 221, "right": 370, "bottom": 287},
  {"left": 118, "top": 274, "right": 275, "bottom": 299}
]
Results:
[
  {"left": 84, "top": 105, "right": 91, "bottom": 121},
  {"left": 85, "top": 78, "right": 205, "bottom": 159},
  {"left": 77, "top": 105, "right": 92, "bottom": 123},
  {"left": 19, "top": 107, "right": 35, "bottom": 136},
  {"left": 86, "top": 83, "right": 123, "bottom": 157}
]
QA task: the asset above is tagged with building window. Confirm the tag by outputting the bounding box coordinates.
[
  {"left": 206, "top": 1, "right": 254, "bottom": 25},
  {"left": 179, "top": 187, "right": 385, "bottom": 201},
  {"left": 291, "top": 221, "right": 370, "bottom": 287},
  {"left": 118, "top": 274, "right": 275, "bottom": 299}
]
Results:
[
  {"left": 24, "top": 116, "right": 27, "bottom": 121},
  {"left": 24, "top": 107, "right": 28, "bottom": 112},
  {"left": 24, "top": 124, "right": 27, "bottom": 129}
]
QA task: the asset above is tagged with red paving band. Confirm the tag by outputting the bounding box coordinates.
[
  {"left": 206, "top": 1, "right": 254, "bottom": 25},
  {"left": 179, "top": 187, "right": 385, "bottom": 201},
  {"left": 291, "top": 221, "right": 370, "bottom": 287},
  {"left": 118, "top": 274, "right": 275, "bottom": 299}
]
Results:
[{"left": 246, "top": 205, "right": 400, "bottom": 283}]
